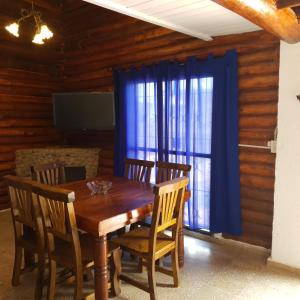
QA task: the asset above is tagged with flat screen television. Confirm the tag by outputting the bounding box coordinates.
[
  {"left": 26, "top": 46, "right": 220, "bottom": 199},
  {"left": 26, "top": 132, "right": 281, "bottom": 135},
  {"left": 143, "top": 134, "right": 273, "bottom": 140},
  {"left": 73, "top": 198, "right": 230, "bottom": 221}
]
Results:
[{"left": 53, "top": 92, "right": 115, "bottom": 131}]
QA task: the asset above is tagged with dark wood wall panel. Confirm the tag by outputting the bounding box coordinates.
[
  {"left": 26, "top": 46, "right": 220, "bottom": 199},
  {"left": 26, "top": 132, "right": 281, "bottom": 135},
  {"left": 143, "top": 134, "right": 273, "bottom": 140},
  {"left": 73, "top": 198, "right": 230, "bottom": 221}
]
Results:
[
  {"left": 0, "top": 0, "right": 64, "bottom": 210},
  {"left": 62, "top": 2, "right": 279, "bottom": 249},
  {"left": 64, "top": 130, "right": 115, "bottom": 176}
]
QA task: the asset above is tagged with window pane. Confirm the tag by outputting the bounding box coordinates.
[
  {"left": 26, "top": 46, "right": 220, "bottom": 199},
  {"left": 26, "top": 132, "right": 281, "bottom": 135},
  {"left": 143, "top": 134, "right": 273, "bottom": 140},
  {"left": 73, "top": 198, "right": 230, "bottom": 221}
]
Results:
[
  {"left": 184, "top": 157, "right": 211, "bottom": 230},
  {"left": 126, "top": 81, "right": 158, "bottom": 158},
  {"left": 190, "top": 77, "right": 213, "bottom": 155}
]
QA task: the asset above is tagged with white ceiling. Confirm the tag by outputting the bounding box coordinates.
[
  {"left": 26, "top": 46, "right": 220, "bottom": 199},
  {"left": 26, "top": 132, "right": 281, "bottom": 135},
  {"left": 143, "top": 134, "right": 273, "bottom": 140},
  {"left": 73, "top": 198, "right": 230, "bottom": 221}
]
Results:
[{"left": 84, "top": 0, "right": 261, "bottom": 41}]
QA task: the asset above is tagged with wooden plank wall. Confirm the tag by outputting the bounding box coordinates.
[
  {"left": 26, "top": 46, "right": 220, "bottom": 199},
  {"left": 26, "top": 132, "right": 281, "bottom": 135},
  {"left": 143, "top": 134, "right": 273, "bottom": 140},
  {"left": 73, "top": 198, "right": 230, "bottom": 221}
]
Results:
[
  {"left": 64, "top": 130, "right": 114, "bottom": 176},
  {"left": 0, "top": 0, "right": 279, "bottom": 249},
  {"left": 0, "top": 0, "right": 64, "bottom": 210}
]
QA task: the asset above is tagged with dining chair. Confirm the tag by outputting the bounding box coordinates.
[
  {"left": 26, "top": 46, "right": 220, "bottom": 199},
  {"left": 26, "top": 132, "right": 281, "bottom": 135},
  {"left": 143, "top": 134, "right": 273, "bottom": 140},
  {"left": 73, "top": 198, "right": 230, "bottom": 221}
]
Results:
[
  {"left": 4, "top": 175, "right": 46, "bottom": 299},
  {"left": 122, "top": 158, "right": 155, "bottom": 236},
  {"left": 124, "top": 158, "right": 155, "bottom": 183},
  {"left": 31, "top": 161, "right": 66, "bottom": 185},
  {"left": 135, "top": 161, "right": 191, "bottom": 269},
  {"left": 31, "top": 181, "right": 121, "bottom": 300},
  {"left": 112, "top": 176, "right": 189, "bottom": 300},
  {"left": 156, "top": 161, "right": 191, "bottom": 184},
  {"left": 154, "top": 161, "right": 192, "bottom": 266}
]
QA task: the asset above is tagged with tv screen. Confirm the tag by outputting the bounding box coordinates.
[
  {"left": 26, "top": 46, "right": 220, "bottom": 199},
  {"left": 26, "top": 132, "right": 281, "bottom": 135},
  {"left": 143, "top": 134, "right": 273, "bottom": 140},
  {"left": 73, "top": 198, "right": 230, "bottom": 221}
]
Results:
[{"left": 53, "top": 92, "right": 115, "bottom": 131}]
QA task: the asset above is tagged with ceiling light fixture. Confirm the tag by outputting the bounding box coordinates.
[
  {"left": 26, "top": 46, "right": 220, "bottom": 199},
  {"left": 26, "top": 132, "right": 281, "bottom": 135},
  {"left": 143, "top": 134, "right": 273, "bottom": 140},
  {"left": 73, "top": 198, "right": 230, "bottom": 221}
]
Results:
[{"left": 5, "top": 1, "right": 53, "bottom": 45}]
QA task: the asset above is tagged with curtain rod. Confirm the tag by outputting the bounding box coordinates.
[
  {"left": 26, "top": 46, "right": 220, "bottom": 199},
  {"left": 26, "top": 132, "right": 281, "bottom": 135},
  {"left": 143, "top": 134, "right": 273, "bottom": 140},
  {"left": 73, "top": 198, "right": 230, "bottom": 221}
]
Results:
[
  {"left": 238, "top": 144, "right": 271, "bottom": 150},
  {"left": 113, "top": 55, "right": 218, "bottom": 73}
]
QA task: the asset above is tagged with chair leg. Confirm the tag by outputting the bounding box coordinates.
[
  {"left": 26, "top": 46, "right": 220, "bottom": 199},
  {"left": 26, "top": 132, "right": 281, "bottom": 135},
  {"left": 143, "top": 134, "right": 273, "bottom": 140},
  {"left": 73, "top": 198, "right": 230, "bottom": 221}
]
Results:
[
  {"left": 147, "top": 260, "right": 157, "bottom": 300},
  {"left": 110, "top": 249, "right": 121, "bottom": 297},
  {"left": 35, "top": 254, "right": 46, "bottom": 300},
  {"left": 12, "top": 244, "right": 22, "bottom": 286},
  {"left": 24, "top": 249, "right": 35, "bottom": 270},
  {"left": 137, "top": 257, "right": 143, "bottom": 273},
  {"left": 47, "top": 260, "right": 56, "bottom": 300},
  {"left": 171, "top": 250, "right": 179, "bottom": 287},
  {"left": 74, "top": 264, "right": 83, "bottom": 300}
]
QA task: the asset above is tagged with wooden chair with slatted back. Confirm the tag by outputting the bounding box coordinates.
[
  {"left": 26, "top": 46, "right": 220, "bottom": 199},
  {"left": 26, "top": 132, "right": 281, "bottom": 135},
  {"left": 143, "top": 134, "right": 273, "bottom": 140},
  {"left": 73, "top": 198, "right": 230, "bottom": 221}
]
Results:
[
  {"left": 136, "top": 160, "right": 191, "bottom": 225},
  {"left": 123, "top": 158, "right": 155, "bottom": 236},
  {"left": 155, "top": 162, "right": 191, "bottom": 268},
  {"left": 31, "top": 181, "right": 121, "bottom": 300},
  {"left": 112, "top": 177, "right": 189, "bottom": 300},
  {"left": 124, "top": 158, "right": 155, "bottom": 183},
  {"left": 31, "top": 161, "right": 66, "bottom": 185},
  {"left": 4, "top": 175, "right": 46, "bottom": 299},
  {"left": 156, "top": 161, "right": 191, "bottom": 184}
]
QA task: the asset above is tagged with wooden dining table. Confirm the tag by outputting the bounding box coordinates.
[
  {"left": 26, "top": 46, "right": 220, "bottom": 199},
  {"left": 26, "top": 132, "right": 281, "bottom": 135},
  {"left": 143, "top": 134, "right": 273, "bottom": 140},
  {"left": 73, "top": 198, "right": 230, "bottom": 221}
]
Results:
[{"left": 61, "top": 175, "right": 189, "bottom": 300}]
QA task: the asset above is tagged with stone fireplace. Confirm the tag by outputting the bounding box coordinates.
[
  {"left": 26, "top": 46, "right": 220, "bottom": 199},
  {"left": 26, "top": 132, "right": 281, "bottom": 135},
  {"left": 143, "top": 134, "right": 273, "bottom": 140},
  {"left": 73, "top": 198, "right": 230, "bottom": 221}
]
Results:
[{"left": 16, "top": 147, "right": 100, "bottom": 179}]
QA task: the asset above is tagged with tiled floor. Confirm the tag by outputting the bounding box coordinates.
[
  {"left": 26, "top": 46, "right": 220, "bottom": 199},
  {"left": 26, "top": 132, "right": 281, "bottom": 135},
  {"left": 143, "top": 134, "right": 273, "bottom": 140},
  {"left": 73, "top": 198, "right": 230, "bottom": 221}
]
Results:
[{"left": 1, "top": 210, "right": 300, "bottom": 300}]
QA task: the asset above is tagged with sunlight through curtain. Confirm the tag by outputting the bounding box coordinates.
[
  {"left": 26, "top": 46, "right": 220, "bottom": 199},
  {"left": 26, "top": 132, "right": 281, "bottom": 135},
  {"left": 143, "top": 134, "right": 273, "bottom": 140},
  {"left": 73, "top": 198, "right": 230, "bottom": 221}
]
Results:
[{"left": 114, "top": 50, "right": 241, "bottom": 234}]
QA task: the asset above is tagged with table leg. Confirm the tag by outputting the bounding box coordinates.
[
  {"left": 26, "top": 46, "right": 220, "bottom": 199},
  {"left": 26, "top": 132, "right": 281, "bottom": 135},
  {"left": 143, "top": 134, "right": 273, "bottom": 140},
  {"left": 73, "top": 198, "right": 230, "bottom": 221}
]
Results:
[
  {"left": 94, "top": 235, "right": 108, "bottom": 300},
  {"left": 178, "top": 208, "right": 184, "bottom": 268}
]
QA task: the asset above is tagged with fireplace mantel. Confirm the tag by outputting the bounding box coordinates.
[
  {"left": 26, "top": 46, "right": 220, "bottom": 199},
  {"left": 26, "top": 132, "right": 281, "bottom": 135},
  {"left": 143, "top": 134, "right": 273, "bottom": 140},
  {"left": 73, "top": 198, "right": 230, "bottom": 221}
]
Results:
[{"left": 16, "top": 147, "right": 100, "bottom": 179}]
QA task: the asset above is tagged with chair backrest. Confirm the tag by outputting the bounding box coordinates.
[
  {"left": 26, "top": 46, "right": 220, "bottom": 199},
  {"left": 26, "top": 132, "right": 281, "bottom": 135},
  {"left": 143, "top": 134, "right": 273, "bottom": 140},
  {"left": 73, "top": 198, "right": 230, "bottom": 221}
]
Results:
[
  {"left": 31, "top": 182, "right": 81, "bottom": 263},
  {"left": 156, "top": 161, "right": 191, "bottom": 184},
  {"left": 31, "top": 182, "right": 76, "bottom": 240},
  {"left": 124, "top": 158, "right": 155, "bottom": 183},
  {"left": 149, "top": 177, "right": 189, "bottom": 255},
  {"left": 31, "top": 162, "right": 66, "bottom": 185},
  {"left": 4, "top": 175, "right": 44, "bottom": 247}
]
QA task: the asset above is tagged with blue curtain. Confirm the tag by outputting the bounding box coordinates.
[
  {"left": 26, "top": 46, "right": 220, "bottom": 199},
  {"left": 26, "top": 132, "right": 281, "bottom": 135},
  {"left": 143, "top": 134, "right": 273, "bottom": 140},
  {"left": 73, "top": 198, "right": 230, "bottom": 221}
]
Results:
[
  {"left": 114, "top": 49, "right": 241, "bottom": 235},
  {"left": 114, "top": 66, "right": 160, "bottom": 178}
]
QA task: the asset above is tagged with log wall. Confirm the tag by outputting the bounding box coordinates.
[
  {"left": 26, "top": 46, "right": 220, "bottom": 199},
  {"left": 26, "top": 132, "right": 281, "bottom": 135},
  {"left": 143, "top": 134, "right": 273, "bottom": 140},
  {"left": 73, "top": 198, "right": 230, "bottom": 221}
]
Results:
[
  {"left": 0, "top": 0, "right": 279, "bottom": 248},
  {"left": 0, "top": 0, "right": 64, "bottom": 210},
  {"left": 62, "top": 2, "right": 279, "bottom": 249}
]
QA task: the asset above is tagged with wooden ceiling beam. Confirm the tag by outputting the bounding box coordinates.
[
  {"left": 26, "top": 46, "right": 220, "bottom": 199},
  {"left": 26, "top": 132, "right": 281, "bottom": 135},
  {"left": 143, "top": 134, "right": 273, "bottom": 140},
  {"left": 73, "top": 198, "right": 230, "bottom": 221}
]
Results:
[
  {"left": 212, "top": 0, "right": 300, "bottom": 43},
  {"left": 277, "top": 0, "right": 300, "bottom": 9}
]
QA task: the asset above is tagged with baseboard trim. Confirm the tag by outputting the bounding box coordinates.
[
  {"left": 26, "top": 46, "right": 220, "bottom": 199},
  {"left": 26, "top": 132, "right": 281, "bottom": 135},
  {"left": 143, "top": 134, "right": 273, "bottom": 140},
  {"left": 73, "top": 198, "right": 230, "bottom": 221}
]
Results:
[
  {"left": 184, "top": 228, "right": 270, "bottom": 255},
  {"left": 267, "top": 257, "right": 300, "bottom": 275}
]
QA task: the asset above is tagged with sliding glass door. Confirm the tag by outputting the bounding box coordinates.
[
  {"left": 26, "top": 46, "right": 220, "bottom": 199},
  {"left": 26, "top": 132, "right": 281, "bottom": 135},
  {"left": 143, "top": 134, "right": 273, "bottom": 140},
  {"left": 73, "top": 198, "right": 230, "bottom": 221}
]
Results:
[{"left": 126, "top": 77, "right": 213, "bottom": 231}]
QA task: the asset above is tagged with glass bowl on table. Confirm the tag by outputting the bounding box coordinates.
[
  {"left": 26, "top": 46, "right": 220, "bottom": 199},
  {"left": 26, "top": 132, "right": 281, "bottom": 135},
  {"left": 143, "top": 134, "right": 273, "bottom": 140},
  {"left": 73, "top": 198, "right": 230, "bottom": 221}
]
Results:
[{"left": 86, "top": 180, "right": 112, "bottom": 195}]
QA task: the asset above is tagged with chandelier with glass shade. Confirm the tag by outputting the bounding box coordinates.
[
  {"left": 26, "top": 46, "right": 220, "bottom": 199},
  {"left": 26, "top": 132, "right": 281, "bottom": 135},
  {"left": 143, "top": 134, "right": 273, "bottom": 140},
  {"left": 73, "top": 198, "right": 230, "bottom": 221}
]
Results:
[{"left": 5, "top": 1, "right": 53, "bottom": 45}]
